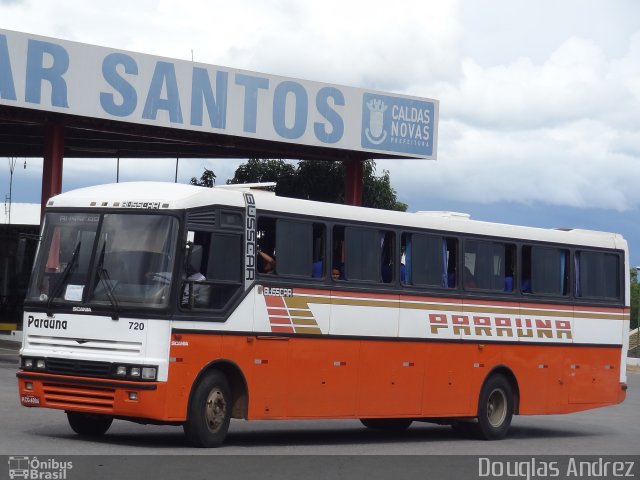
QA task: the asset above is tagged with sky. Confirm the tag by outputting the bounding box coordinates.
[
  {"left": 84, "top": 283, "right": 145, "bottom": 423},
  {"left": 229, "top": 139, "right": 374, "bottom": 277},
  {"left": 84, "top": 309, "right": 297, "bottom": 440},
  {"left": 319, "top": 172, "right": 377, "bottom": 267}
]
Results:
[{"left": 1, "top": 0, "right": 640, "bottom": 267}]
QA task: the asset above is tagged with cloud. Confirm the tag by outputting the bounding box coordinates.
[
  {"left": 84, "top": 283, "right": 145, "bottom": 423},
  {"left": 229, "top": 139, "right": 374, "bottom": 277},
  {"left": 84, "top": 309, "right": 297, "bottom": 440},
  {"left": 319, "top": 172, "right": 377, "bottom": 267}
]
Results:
[
  {"left": 379, "top": 31, "right": 640, "bottom": 212},
  {"left": 429, "top": 37, "right": 635, "bottom": 129},
  {"left": 2, "top": 0, "right": 640, "bottom": 216}
]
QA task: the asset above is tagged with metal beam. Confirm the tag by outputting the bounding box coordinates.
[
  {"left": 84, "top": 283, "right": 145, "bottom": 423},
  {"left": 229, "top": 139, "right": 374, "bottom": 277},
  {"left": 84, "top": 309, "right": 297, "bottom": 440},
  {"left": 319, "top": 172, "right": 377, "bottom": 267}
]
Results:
[
  {"left": 343, "top": 159, "right": 363, "bottom": 206},
  {"left": 41, "top": 124, "right": 64, "bottom": 217}
]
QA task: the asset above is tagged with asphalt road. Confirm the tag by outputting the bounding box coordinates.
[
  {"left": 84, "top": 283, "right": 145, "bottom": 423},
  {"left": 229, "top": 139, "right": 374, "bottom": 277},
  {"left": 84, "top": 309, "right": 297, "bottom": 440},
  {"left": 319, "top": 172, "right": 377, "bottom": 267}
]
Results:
[{"left": 1, "top": 339, "right": 639, "bottom": 456}]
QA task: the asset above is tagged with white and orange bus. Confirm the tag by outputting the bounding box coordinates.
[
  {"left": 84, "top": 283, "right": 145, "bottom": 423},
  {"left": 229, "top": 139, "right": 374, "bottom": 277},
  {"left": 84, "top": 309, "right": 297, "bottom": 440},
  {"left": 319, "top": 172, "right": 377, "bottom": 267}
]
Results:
[{"left": 17, "top": 182, "right": 630, "bottom": 447}]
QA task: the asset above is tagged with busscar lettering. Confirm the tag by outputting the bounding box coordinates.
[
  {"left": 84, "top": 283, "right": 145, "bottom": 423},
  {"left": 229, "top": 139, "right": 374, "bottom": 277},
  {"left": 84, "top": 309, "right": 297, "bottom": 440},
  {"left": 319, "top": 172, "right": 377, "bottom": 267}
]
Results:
[
  {"left": 263, "top": 287, "right": 293, "bottom": 297},
  {"left": 120, "top": 201, "right": 160, "bottom": 209},
  {"left": 27, "top": 315, "right": 68, "bottom": 330},
  {"left": 244, "top": 193, "right": 256, "bottom": 282}
]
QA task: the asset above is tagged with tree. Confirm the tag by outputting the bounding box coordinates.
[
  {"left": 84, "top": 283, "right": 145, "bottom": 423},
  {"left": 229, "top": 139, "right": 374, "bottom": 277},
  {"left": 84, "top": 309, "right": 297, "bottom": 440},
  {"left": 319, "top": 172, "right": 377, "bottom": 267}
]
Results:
[
  {"left": 190, "top": 168, "right": 216, "bottom": 187},
  {"left": 227, "top": 159, "right": 407, "bottom": 211}
]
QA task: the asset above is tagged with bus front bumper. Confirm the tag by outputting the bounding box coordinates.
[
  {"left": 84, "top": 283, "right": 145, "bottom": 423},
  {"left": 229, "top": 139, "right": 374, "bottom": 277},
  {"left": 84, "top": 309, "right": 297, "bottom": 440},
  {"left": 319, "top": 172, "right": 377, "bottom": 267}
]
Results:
[{"left": 16, "top": 371, "right": 178, "bottom": 422}]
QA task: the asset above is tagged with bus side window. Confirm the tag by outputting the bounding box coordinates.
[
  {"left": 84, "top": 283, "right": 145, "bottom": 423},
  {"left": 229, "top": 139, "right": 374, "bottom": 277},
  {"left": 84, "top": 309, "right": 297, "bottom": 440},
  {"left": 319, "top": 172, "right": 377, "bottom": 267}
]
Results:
[
  {"left": 257, "top": 217, "right": 277, "bottom": 274},
  {"left": 344, "top": 227, "right": 380, "bottom": 282},
  {"left": 401, "top": 233, "right": 457, "bottom": 289},
  {"left": 332, "top": 226, "right": 345, "bottom": 280},
  {"left": 311, "top": 223, "right": 325, "bottom": 278},
  {"left": 575, "top": 250, "right": 619, "bottom": 299},
  {"left": 275, "top": 219, "right": 312, "bottom": 277},
  {"left": 464, "top": 240, "right": 515, "bottom": 292},
  {"left": 182, "top": 229, "right": 243, "bottom": 311},
  {"left": 522, "top": 245, "right": 569, "bottom": 296},
  {"left": 380, "top": 231, "right": 394, "bottom": 283}
]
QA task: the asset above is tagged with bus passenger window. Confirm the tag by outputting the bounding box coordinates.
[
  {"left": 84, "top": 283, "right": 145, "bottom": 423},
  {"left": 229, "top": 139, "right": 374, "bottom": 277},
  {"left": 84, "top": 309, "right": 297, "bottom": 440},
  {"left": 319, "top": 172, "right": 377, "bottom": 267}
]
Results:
[
  {"left": 521, "top": 246, "right": 569, "bottom": 296},
  {"left": 402, "top": 233, "right": 457, "bottom": 288},
  {"left": 311, "top": 223, "right": 326, "bottom": 278},
  {"left": 257, "top": 217, "right": 277, "bottom": 275},
  {"left": 575, "top": 251, "right": 620, "bottom": 299},
  {"left": 380, "top": 231, "right": 394, "bottom": 283},
  {"left": 464, "top": 240, "right": 515, "bottom": 292},
  {"left": 275, "top": 219, "right": 313, "bottom": 277},
  {"left": 343, "top": 227, "right": 381, "bottom": 282},
  {"left": 332, "top": 226, "right": 345, "bottom": 280}
]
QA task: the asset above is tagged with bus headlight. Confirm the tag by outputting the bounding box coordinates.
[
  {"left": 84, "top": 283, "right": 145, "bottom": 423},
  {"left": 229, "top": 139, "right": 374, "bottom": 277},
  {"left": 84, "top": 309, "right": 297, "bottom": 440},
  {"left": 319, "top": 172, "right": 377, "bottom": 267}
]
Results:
[
  {"left": 36, "top": 359, "right": 46, "bottom": 369},
  {"left": 23, "top": 358, "right": 34, "bottom": 368},
  {"left": 111, "top": 363, "right": 158, "bottom": 381}
]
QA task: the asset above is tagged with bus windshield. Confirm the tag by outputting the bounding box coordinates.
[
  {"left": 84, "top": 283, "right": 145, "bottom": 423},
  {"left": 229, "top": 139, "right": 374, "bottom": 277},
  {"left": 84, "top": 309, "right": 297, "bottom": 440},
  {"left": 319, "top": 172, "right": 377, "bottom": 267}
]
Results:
[{"left": 27, "top": 212, "right": 179, "bottom": 309}]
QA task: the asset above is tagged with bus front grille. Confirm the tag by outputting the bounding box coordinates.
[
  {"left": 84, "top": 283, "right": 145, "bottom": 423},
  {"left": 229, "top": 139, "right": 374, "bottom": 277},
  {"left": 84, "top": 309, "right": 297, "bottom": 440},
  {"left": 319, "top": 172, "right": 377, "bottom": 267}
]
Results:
[
  {"left": 42, "top": 382, "right": 115, "bottom": 412},
  {"left": 46, "top": 357, "right": 112, "bottom": 377}
]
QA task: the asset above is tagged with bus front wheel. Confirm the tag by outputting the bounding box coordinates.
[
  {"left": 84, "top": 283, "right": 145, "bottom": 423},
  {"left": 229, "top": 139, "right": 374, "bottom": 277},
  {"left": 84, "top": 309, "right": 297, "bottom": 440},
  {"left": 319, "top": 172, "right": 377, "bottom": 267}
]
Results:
[
  {"left": 66, "top": 411, "right": 113, "bottom": 436},
  {"left": 475, "top": 373, "right": 513, "bottom": 440},
  {"left": 183, "top": 370, "right": 231, "bottom": 448}
]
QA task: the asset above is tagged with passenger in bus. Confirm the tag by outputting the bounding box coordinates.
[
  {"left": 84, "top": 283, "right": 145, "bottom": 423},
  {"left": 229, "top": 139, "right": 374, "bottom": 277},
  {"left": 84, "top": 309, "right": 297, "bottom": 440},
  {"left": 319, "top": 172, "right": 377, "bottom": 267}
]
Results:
[
  {"left": 332, "top": 267, "right": 341, "bottom": 280},
  {"left": 182, "top": 265, "right": 206, "bottom": 306},
  {"left": 258, "top": 248, "right": 276, "bottom": 274}
]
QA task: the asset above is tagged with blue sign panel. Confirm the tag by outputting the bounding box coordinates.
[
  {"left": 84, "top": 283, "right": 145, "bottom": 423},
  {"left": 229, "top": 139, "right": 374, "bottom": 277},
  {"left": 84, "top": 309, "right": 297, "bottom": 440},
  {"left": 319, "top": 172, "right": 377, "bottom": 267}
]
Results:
[
  {"left": 0, "top": 29, "right": 439, "bottom": 159},
  {"left": 361, "top": 93, "right": 436, "bottom": 157}
]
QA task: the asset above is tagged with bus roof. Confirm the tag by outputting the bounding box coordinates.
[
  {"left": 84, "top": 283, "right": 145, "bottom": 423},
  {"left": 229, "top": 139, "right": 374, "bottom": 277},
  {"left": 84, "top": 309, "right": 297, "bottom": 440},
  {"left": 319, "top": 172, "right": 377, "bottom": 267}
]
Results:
[{"left": 47, "top": 182, "right": 627, "bottom": 251}]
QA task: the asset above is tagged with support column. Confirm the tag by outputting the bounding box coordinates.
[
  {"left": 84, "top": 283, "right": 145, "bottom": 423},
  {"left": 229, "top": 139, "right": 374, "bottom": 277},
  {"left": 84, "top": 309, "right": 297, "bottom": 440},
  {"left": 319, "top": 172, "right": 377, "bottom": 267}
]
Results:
[
  {"left": 41, "top": 124, "right": 64, "bottom": 217},
  {"left": 343, "top": 159, "right": 363, "bottom": 206}
]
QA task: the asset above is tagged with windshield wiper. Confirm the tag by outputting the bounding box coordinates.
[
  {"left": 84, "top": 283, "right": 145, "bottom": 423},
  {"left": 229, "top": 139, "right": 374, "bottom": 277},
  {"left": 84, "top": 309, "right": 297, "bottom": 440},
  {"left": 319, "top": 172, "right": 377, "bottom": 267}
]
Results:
[
  {"left": 96, "top": 242, "right": 120, "bottom": 320},
  {"left": 46, "top": 241, "right": 81, "bottom": 316}
]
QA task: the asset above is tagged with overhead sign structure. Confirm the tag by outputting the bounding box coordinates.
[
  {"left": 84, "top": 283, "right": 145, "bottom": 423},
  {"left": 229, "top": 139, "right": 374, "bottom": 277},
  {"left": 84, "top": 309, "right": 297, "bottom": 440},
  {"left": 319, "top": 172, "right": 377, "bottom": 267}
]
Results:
[{"left": 0, "top": 29, "right": 438, "bottom": 159}]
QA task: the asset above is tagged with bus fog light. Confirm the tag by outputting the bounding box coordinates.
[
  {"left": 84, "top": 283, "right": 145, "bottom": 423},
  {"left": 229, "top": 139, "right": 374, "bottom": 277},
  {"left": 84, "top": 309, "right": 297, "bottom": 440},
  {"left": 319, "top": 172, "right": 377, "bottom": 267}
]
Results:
[
  {"left": 130, "top": 367, "right": 141, "bottom": 377},
  {"left": 128, "top": 392, "right": 138, "bottom": 401},
  {"left": 25, "top": 382, "right": 33, "bottom": 390},
  {"left": 116, "top": 366, "right": 127, "bottom": 376},
  {"left": 36, "top": 359, "right": 46, "bottom": 369},
  {"left": 141, "top": 367, "right": 157, "bottom": 380}
]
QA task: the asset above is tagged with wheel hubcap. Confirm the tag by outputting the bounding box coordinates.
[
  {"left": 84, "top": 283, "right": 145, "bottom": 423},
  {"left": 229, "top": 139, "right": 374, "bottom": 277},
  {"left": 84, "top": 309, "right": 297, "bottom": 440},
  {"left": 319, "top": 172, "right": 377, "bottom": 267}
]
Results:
[
  {"left": 486, "top": 388, "right": 507, "bottom": 427},
  {"left": 204, "top": 387, "right": 226, "bottom": 433}
]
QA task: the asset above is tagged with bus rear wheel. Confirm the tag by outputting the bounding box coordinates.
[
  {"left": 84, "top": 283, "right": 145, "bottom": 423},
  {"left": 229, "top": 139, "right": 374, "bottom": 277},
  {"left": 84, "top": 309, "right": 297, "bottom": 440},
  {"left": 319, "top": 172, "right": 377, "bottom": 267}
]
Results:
[
  {"left": 475, "top": 373, "right": 513, "bottom": 440},
  {"left": 66, "top": 411, "right": 113, "bottom": 437},
  {"left": 360, "top": 418, "right": 413, "bottom": 430},
  {"left": 183, "top": 370, "right": 231, "bottom": 448}
]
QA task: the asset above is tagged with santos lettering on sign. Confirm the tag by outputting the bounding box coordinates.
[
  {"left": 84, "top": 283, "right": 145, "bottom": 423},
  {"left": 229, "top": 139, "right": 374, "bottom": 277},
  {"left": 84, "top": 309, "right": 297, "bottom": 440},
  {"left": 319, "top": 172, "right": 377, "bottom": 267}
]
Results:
[{"left": 0, "top": 29, "right": 438, "bottom": 159}]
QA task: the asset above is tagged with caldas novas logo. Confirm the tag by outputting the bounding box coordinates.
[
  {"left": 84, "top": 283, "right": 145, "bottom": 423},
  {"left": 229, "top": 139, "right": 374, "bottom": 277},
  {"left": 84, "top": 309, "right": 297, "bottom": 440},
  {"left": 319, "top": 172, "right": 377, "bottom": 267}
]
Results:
[
  {"left": 364, "top": 98, "right": 388, "bottom": 145},
  {"left": 361, "top": 92, "right": 437, "bottom": 158}
]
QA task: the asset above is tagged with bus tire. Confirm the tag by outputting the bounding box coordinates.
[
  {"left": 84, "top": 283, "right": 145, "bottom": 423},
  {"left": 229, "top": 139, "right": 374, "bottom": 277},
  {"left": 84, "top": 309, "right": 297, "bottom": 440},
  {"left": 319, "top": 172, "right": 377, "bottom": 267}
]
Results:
[
  {"left": 360, "top": 418, "right": 413, "bottom": 430},
  {"left": 183, "top": 370, "right": 231, "bottom": 448},
  {"left": 66, "top": 411, "right": 113, "bottom": 437},
  {"left": 475, "top": 373, "right": 513, "bottom": 440}
]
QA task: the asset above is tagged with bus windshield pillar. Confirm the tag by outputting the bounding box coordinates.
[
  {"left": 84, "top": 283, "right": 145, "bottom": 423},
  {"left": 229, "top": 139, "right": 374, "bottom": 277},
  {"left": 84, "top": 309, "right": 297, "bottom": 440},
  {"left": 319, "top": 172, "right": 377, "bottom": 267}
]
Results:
[
  {"left": 343, "top": 159, "right": 363, "bottom": 206},
  {"left": 41, "top": 124, "right": 64, "bottom": 218}
]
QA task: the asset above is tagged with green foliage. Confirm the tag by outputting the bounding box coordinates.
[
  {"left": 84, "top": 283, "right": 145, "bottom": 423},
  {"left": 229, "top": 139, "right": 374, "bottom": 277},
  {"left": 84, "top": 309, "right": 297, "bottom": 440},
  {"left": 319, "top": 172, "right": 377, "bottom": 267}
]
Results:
[
  {"left": 632, "top": 268, "right": 639, "bottom": 331},
  {"left": 227, "top": 159, "right": 407, "bottom": 212},
  {"left": 190, "top": 168, "right": 216, "bottom": 187}
]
